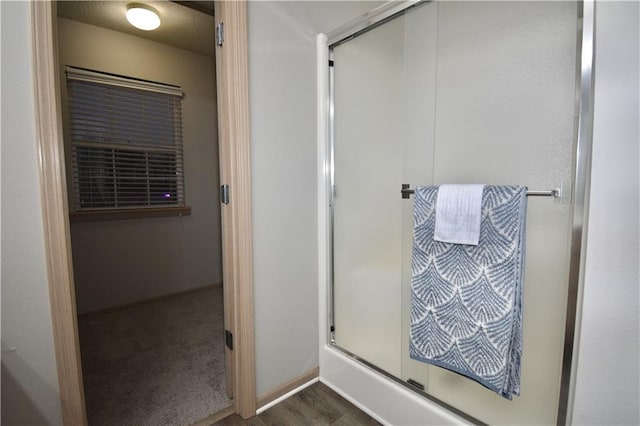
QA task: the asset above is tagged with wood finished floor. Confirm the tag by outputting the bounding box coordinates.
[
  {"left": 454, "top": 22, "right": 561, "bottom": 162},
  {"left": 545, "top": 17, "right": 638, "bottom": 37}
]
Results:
[{"left": 215, "top": 382, "right": 380, "bottom": 425}]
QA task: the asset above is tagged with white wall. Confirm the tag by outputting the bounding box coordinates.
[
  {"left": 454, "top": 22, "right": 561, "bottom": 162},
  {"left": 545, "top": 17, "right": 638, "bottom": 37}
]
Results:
[
  {"left": 57, "top": 18, "right": 222, "bottom": 313},
  {"left": 571, "top": 2, "right": 640, "bottom": 425},
  {"left": 0, "top": 2, "right": 64, "bottom": 424},
  {"left": 247, "top": 0, "right": 382, "bottom": 396}
]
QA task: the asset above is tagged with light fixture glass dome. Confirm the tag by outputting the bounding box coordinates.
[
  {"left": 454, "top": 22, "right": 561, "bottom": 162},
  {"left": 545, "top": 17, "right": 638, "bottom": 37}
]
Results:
[{"left": 126, "top": 4, "right": 161, "bottom": 31}]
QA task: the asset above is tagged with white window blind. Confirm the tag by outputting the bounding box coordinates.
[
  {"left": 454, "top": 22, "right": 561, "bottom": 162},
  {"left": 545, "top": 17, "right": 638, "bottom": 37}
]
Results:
[{"left": 66, "top": 66, "right": 185, "bottom": 211}]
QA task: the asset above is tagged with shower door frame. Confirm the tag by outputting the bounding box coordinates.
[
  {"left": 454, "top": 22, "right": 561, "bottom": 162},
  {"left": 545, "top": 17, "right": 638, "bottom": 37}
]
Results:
[{"left": 321, "top": 1, "right": 595, "bottom": 424}]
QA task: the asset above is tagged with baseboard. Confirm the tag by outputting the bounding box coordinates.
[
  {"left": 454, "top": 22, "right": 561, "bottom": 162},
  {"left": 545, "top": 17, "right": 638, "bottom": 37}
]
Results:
[
  {"left": 191, "top": 404, "right": 235, "bottom": 426},
  {"left": 78, "top": 283, "right": 222, "bottom": 318},
  {"left": 256, "top": 367, "right": 320, "bottom": 412}
]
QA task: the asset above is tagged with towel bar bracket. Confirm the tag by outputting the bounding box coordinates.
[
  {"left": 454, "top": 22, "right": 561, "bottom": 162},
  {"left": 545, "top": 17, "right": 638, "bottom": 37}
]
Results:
[
  {"left": 401, "top": 183, "right": 411, "bottom": 199},
  {"left": 400, "top": 185, "right": 561, "bottom": 199}
]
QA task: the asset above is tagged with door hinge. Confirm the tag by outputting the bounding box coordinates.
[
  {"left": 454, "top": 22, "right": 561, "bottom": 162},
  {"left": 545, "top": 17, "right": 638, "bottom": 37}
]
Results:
[
  {"left": 221, "top": 184, "right": 230, "bottom": 204},
  {"left": 216, "top": 22, "right": 224, "bottom": 47},
  {"left": 225, "top": 330, "right": 233, "bottom": 350}
]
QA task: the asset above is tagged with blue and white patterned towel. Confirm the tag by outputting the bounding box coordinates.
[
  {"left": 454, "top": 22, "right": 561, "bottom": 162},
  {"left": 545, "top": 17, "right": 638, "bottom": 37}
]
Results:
[{"left": 410, "top": 185, "right": 527, "bottom": 399}]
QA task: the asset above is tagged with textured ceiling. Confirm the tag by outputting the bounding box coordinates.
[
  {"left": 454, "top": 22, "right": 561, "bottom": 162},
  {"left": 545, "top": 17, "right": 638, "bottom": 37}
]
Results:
[{"left": 57, "top": 1, "right": 215, "bottom": 57}]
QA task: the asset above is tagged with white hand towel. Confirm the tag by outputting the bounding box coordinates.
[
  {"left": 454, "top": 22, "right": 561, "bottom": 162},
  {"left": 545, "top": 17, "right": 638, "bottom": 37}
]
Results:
[{"left": 434, "top": 184, "right": 485, "bottom": 246}]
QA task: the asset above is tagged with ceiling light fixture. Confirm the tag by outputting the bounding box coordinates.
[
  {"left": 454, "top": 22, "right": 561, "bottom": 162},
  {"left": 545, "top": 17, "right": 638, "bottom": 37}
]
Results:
[{"left": 126, "top": 3, "right": 161, "bottom": 31}]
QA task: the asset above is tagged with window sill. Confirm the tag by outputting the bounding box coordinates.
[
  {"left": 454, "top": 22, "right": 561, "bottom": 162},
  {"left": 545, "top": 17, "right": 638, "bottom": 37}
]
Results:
[{"left": 70, "top": 206, "right": 191, "bottom": 223}]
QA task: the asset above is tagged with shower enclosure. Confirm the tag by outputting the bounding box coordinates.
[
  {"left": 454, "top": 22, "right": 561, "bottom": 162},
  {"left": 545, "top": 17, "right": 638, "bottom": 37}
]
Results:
[{"left": 326, "top": 1, "right": 592, "bottom": 424}]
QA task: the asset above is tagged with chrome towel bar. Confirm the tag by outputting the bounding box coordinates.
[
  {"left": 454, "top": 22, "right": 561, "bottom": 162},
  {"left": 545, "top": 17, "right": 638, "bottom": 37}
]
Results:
[{"left": 400, "top": 184, "right": 561, "bottom": 199}]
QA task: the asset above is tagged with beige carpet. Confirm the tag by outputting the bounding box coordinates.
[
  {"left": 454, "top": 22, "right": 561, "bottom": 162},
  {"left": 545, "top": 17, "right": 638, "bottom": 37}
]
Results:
[{"left": 78, "top": 285, "right": 232, "bottom": 426}]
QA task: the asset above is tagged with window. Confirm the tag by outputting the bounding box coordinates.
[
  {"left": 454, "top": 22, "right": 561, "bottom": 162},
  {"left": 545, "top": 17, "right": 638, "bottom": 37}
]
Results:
[{"left": 66, "top": 67, "right": 188, "bottom": 219}]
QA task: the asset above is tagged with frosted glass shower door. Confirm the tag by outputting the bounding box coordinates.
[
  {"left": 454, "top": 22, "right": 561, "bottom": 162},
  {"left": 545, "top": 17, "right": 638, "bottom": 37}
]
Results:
[
  {"left": 331, "top": 1, "right": 580, "bottom": 424},
  {"left": 422, "top": 3, "right": 578, "bottom": 424},
  {"left": 332, "top": 0, "right": 441, "bottom": 384},
  {"left": 332, "top": 1, "right": 440, "bottom": 380},
  {"left": 332, "top": 15, "right": 407, "bottom": 377}
]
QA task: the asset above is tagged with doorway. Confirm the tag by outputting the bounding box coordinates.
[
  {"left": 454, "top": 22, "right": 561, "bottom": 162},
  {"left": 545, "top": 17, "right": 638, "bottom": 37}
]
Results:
[
  {"left": 56, "top": 2, "right": 227, "bottom": 423},
  {"left": 31, "top": 1, "right": 255, "bottom": 424}
]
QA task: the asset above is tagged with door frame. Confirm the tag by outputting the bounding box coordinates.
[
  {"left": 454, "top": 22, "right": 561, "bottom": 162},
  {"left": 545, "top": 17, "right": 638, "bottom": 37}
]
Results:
[
  {"left": 213, "top": 0, "right": 257, "bottom": 419},
  {"left": 30, "top": 1, "right": 256, "bottom": 424}
]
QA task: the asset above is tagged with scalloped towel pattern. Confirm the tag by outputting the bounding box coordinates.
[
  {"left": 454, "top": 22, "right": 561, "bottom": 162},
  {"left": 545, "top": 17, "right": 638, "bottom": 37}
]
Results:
[{"left": 409, "top": 185, "right": 527, "bottom": 399}]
